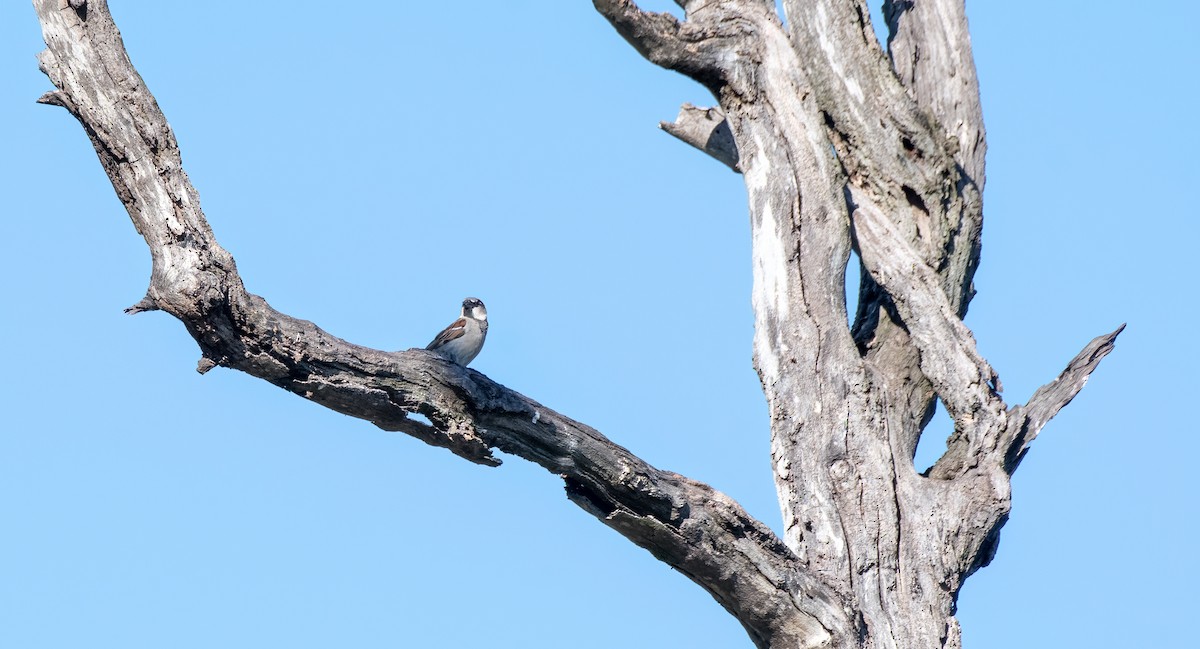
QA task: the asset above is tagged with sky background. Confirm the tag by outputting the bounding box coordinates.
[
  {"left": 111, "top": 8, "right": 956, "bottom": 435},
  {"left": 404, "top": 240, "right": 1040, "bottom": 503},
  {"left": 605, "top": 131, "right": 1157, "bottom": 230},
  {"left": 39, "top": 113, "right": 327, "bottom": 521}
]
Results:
[{"left": 1, "top": 1, "right": 1196, "bottom": 647}]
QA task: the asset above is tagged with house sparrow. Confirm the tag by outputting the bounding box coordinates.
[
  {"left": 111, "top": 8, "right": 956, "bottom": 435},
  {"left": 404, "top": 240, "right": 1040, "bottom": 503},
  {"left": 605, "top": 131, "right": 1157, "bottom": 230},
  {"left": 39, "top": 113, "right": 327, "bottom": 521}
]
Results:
[{"left": 426, "top": 297, "right": 488, "bottom": 366}]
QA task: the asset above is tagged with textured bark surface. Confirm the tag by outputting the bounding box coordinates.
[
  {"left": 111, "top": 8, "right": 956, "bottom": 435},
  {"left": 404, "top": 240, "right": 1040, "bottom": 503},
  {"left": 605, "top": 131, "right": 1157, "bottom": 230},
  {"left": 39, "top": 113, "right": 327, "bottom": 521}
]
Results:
[{"left": 34, "top": 1, "right": 1119, "bottom": 648}]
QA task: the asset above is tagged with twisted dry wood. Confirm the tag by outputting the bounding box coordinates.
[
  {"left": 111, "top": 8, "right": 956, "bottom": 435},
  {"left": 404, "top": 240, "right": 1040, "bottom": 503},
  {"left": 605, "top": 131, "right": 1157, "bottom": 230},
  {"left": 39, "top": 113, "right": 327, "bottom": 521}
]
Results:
[
  {"left": 37, "top": 0, "right": 1120, "bottom": 647},
  {"left": 32, "top": 1, "right": 858, "bottom": 646},
  {"left": 596, "top": 1, "right": 1120, "bottom": 647}
]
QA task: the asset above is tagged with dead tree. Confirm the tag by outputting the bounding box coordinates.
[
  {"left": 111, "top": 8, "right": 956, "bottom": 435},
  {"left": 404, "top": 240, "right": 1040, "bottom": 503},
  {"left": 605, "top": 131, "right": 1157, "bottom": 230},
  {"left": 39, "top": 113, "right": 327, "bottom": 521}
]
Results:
[{"left": 33, "top": 1, "right": 1120, "bottom": 647}]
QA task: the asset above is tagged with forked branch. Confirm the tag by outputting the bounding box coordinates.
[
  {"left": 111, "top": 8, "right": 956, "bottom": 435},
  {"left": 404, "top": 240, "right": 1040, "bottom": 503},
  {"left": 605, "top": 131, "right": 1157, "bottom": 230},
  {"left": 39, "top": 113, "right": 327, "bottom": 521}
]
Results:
[
  {"left": 34, "top": 0, "right": 1123, "bottom": 646},
  {"left": 854, "top": 194, "right": 1123, "bottom": 480},
  {"left": 32, "top": 1, "right": 853, "bottom": 646}
]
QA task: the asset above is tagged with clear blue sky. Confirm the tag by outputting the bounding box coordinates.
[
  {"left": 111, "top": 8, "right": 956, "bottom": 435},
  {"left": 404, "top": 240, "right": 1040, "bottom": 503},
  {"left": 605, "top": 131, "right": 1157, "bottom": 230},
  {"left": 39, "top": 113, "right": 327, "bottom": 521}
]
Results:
[{"left": 1, "top": 2, "right": 1195, "bottom": 647}]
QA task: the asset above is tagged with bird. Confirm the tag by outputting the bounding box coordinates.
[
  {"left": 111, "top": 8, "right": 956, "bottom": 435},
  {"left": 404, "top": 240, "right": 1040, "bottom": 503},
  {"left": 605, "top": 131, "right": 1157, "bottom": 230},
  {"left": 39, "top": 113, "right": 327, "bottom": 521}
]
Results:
[{"left": 425, "top": 297, "right": 488, "bottom": 366}]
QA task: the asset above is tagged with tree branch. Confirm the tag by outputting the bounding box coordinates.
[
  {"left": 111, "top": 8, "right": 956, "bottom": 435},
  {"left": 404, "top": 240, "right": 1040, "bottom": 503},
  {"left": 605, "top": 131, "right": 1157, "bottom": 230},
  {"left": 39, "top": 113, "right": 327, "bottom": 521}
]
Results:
[
  {"left": 659, "top": 103, "right": 740, "bottom": 171},
  {"left": 33, "top": 0, "right": 854, "bottom": 644},
  {"left": 853, "top": 184, "right": 1119, "bottom": 482},
  {"left": 998, "top": 324, "right": 1125, "bottom": 473},
  {"left": 920, "top": 324, "right": 1123, "bottom": 588},
  {"left": 781, "top": 0, "right": 986, "bottom": 464},
  {"left": 919, "top": 321, "right": 1123, "bottom": 481},
  {"left": 596, "top": 0, "right": 1119, "bottom": 644},
  {"left": 851, "top": 196, "right": 1002, "bottom": 430},
  {"left": 593, "top": 0, "right": 758, "bottom": 91},
  {"left": 883, "top": 0, "right": 987, "bottom": 186},
  {"left": 593, "top": 0, "right": 701, "bottom": 79}
]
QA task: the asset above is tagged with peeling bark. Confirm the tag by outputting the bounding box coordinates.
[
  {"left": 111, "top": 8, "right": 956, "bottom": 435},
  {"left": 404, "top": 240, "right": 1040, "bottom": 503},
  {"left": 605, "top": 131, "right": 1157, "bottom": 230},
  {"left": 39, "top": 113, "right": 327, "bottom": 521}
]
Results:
[{"left": 34, "top": 1, "right": 1119, "bottom": 648}]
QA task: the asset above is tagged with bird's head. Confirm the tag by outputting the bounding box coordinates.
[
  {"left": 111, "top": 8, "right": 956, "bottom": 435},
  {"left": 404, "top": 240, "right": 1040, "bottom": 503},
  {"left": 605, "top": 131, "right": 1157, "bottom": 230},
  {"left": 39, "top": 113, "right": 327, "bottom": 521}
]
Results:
[{"left": 462, "top": 297, "right": 487, "bottom": 320}]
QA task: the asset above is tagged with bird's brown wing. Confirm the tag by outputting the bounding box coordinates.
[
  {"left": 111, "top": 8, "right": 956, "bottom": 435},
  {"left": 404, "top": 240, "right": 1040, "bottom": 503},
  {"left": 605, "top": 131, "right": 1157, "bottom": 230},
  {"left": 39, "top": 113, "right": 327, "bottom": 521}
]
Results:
[{"left": 426, "top": 317, "right": 467, "bottom": 350}]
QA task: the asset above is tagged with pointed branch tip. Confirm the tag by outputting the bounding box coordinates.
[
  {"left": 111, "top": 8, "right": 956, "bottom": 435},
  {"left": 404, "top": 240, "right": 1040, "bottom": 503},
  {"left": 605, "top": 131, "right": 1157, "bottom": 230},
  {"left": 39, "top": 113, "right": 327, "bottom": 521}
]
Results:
[
  {"left": 124, "top": 295, "right": 160, "bottom": 314},
  {"left": 36, "top": 90, "right": 67, "bottom": 107},
  {"left": 1002, "top": 323, "right": 1125, "bottom": 469}
]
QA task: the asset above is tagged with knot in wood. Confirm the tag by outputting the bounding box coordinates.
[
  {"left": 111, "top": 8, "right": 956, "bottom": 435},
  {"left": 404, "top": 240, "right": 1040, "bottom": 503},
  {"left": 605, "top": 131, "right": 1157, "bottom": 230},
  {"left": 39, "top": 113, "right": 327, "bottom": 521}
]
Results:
[{"left": 829, "top": 458, "right": 856, "bottom": 487}]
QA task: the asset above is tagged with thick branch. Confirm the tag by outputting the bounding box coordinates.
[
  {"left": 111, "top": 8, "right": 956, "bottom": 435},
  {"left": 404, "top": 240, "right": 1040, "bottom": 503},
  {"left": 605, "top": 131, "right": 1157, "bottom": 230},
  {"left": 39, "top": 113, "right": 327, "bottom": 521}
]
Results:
[
  {"left": 782, "top": 0, "right": 978, "bottom": 307},
  {"left": 593, "top": 0, "right": 727, "bottom": 89},
  {"left": 884, "top": 0, "right": 987, "bottom": 186},
  {"left": 781, "top": 0, "right": 985, "bottom": 464},
  {"left": 33, "top": 0, "right": 854, "bottom": 645},
  {"left": 593, "top": 0, "right": 682, "bottom": 61},
  {"left": 851, "top": 197, "right": 1001, "bottom": 429},
  {"left": 601, "top": 1, "right": 1117, "bottom": 646}
]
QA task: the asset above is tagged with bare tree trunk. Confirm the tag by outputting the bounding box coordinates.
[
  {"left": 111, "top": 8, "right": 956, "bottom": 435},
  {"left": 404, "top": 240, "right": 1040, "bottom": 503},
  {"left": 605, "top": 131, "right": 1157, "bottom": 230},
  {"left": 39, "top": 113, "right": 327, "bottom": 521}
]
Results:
[{"left": 33, "top": 1, "right": 1119, "bottom": 647}]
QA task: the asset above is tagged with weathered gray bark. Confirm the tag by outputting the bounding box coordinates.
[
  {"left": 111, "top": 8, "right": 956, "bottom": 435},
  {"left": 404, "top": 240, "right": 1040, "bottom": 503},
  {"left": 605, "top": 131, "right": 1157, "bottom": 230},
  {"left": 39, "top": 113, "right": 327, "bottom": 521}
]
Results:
[{"left": 34, "top": 1, "right": 1119, "bottom": 648}]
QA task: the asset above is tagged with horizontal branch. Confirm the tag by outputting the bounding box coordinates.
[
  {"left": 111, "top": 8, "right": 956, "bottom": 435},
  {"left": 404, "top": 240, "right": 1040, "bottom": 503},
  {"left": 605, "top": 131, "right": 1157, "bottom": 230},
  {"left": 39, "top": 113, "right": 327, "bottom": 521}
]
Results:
[
  {"left": 660, "top": 103, "right": 740, "bottom": 172},
  {"left": 33, "top": 0, "right": 853, "bottom": 645}
]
